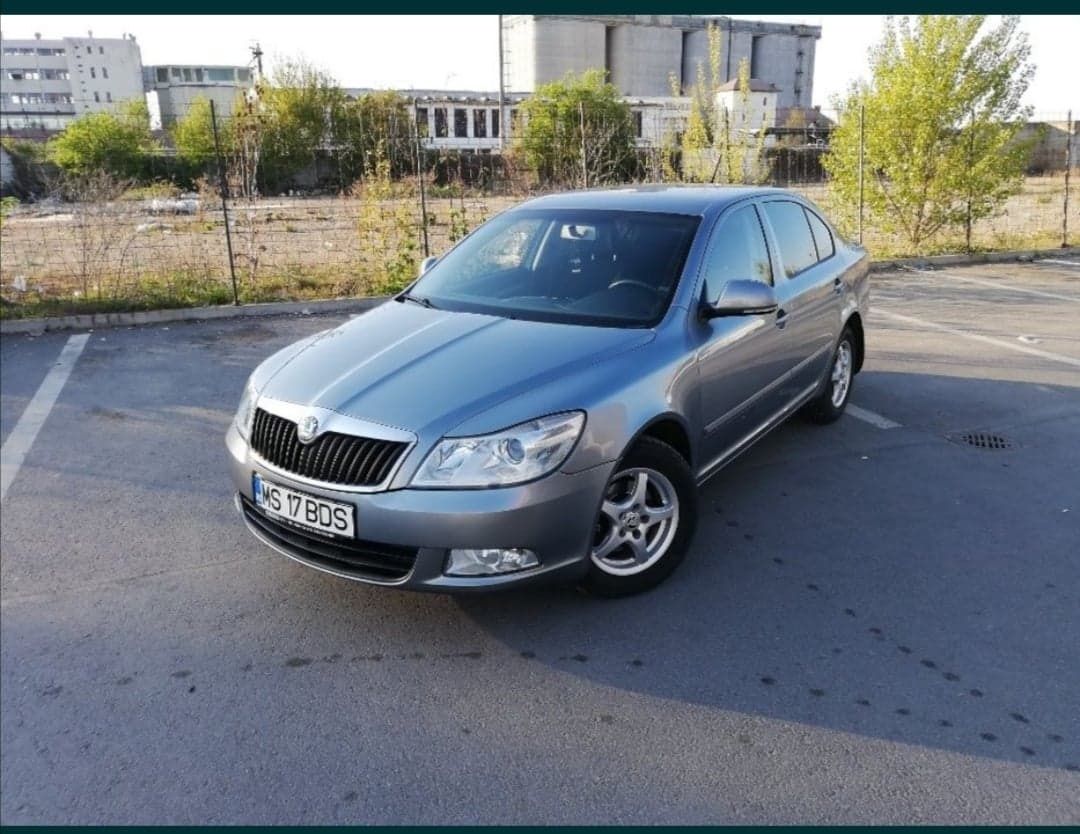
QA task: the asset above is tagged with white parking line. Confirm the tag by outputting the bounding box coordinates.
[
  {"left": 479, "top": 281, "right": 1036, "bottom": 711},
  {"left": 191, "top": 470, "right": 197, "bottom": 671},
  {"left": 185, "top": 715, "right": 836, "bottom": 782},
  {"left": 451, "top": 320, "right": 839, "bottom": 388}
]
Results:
[
  {"left": 1038, "top": 259, "right": 1080, "bottom": 268},
  {"left": 846, "top": 404, "right": 902, "bottom": 429},
  {"left": 875, "top": 309, "right": 1080, "bottom": 369},
  {"left": 929, "top": 270, "right": 1080, "bottom": 303},
  {"left": 0, "top": 334, "right": 89, "bottom": 502}
]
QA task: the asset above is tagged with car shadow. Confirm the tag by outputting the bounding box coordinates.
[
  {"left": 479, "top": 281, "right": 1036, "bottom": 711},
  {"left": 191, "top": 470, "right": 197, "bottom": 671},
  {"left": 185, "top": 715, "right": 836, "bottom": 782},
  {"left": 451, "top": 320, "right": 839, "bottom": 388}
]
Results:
[{"left": 453, "top": 371, "right": 1080, "bottom": 773}]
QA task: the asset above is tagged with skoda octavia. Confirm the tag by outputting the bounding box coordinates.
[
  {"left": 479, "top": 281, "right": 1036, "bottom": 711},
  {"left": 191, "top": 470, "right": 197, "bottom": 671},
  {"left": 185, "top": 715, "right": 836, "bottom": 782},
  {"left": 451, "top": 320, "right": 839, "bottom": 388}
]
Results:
[{"left": 227, "top": 187, "right": 868, "bottom": 596}]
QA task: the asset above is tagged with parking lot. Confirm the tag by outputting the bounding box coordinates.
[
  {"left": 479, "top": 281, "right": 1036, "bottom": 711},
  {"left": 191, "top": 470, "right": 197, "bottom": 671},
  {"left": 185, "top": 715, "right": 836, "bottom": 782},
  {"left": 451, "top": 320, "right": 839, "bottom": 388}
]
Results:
[{"left": 2, "top": 260, "right": 1078, "bottom": 824}]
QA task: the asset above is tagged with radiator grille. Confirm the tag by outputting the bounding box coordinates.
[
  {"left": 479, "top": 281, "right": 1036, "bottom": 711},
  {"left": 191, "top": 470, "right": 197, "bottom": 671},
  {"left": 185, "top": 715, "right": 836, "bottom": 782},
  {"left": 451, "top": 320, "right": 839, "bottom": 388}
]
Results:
[{"left": 250, "top": 408, "right": 408, "bottom": 487}]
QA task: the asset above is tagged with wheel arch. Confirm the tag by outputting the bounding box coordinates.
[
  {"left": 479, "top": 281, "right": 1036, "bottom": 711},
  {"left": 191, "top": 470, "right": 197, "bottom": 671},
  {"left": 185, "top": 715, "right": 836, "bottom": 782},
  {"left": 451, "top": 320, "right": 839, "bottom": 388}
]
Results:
[{"left": 627, "top": 414, "right": 694, "bottom": 469}]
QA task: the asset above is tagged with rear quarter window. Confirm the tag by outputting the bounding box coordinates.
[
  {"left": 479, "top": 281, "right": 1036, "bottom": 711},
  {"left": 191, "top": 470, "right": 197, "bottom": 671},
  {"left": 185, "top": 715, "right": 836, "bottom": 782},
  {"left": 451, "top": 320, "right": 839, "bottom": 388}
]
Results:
[{"left": 805, "top": 209, "right": 835, "bottom": 260}]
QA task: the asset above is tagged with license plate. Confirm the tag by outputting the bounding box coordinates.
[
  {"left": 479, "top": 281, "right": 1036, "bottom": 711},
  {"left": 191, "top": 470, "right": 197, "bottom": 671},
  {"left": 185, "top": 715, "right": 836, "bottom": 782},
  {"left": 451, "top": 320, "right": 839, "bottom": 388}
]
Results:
[{"left": 252, "top": 474, "right": 355, "bottom": 538}]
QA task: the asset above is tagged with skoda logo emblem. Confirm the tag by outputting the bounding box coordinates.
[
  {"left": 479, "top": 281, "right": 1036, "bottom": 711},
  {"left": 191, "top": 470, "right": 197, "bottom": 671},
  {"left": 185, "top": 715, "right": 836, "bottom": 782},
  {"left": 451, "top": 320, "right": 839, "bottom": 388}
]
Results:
[{"left": 297, "top": 414, "right": 320, "bottom": 444}]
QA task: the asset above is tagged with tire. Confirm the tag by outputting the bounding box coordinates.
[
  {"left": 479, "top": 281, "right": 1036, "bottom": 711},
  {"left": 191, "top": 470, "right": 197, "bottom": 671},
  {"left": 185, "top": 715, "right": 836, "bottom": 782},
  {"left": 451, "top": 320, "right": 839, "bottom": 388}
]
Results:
[
  {"left": 580, "top": 437, "right": 698, "bottom": 597},
  {"left": 803, "top": 326, "right": 856, "bottom": 425}
]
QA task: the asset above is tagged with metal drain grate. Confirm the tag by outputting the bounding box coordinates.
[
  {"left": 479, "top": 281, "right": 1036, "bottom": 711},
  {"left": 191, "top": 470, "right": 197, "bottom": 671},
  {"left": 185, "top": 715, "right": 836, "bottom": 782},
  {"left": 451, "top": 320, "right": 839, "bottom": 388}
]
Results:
[{"left": 952, "top": 432, "right": 1014, "bottom": 450}]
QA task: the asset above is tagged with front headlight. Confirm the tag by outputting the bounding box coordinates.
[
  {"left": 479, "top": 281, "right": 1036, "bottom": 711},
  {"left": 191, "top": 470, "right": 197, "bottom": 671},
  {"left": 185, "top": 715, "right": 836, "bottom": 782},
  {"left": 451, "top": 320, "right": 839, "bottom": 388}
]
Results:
[
  {"left": 234, "top": 381, "right": 258, "bottom": 441},
  {"left": 411, "top": 412, "right": 585, "bottom": 488}
]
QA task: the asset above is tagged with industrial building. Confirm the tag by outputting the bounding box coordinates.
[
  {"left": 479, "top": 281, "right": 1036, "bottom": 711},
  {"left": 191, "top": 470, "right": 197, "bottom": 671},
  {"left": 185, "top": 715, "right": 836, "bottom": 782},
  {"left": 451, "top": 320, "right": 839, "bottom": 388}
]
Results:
[
  {"left": 144, "top": 64, "right": 253, "bottom": 128},
  {"left": 502, "top": 14, "right": 820, "bottom": 113},
  {"left": 1, "top": 32, "right": 144, "bottom": 132}
]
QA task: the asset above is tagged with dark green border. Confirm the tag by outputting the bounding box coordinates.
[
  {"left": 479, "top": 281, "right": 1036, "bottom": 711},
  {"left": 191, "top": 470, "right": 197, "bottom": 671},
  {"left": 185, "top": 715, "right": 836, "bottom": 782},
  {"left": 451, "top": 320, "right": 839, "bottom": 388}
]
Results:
[{"left": 2, "top": 3, "right": 1075, "bottom": 13}]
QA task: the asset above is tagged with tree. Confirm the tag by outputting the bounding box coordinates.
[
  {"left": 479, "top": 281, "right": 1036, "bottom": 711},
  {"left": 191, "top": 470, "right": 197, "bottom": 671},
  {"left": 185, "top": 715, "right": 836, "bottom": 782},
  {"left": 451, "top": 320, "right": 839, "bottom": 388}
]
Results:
[
  {"left": 256, "top": 58, "right": 350, "bottom": 189},
  {"left": 679, "top": 25, "right": 769, "bottom": 184},
  {"left": 170, "top": 96, "right": 222, "bottom": 169},
  {"left": 514, "top": 70, "right": 636, "bottom": 187},
  {"left": 824, "top": 16, "right": 1035, "bottom": 248},
  {"left": 47, "top": 100, "right": 158, "bottom": 179}
]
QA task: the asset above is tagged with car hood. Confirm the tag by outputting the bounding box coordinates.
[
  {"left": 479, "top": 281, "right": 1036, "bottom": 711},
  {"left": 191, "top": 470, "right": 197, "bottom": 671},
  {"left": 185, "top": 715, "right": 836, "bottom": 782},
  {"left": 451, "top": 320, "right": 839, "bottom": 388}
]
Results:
[{"left": 259, "top": 301, "right": 654, "bottom": 437}]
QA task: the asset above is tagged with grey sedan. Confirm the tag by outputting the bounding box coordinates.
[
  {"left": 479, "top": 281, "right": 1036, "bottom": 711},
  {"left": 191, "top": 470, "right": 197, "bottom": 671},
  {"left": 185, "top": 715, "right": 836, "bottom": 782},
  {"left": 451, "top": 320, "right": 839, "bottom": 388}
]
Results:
[{"left": 227, "top": 186, "right": 869, "bottom": 595}]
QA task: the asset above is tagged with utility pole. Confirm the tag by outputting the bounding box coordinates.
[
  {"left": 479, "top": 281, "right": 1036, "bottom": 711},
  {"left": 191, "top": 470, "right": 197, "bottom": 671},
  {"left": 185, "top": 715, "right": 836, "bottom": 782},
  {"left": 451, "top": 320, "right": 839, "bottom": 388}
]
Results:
[
  {"left": 250, "top": 42, "right": 264, "bottom": 81},
  {"left": 498, "top": 16, "right": 507, "bottom": 151}
]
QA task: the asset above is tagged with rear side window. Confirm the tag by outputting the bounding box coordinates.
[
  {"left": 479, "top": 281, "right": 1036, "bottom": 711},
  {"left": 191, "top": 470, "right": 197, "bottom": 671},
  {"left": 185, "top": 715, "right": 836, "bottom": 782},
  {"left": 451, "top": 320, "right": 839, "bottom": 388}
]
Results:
[
  {"left": 805, "top": 209, "right": 835, "bottom": 260},
  {"left": 701, "top": 205, "right": 773, "bottom": 290},
  {"left": 762, "top": 201, "right": 818, "bottom": 278}
]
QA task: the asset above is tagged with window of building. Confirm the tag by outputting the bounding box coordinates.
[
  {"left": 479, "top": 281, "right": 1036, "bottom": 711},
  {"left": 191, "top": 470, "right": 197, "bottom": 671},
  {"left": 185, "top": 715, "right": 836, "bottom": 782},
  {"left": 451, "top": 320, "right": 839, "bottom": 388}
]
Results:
[
  {"left": 762, "top": 201, "right": 818, "bottom": 278},
  {"left": 156, "top": 67, "right": 168, "bottom": 83},
  {"left": 99, "top": 46, "right": 104, "bottom": 54},
  {"left": 171, "top": 67, "right": 182, "bottom": 80},
  {"left": 434, "top": 107, "right": 447, "bottom": 138},
  {"left": 195, "top": 68, "right": 204, "bottom": 82},
  {"left": 102, "top": 67, "right": 108, "bottom": 79},
  {"left": 182, "top": 68, "right": 193, "bottom": 81},
  {"left": 633, "top": 110, "right": 643, "bottom": 138},
  {"left": 207, "top": 68, "right": 233, "bottom": 81},
  {"left": 237, "top": 69, "right": 251, "bottom": 82},
  {"left": 702, "top": 205, "right": 773, "bottom": 290},
  {"left": 94, "top": 91, "right": 100, "bottom": 102},
  {"left": 473, "top": 108, "right": 487, "bottom": 138},
  {"left": 491, "top": 108, "right": 499, "bottom": 138},
  {"left": 90, "top": 67, "right": 96, "bottom": 78},
  {"left": 106, "top": 92, "right": 112, "bottom": 103},
  {"left": 453, "top": 108, "right": 468, "bottom": 138},
  {"left": 415, "top": 107, "right": 429, "bottom": 137},
  {"left": 86, "top": 45, "right": 93, "bottom": 55},
  {"left": 804, "top": 208, "right": 835, "bottom": 261},
  {"left": 750, "top": 35, "right": 764, "bottom": 78}
]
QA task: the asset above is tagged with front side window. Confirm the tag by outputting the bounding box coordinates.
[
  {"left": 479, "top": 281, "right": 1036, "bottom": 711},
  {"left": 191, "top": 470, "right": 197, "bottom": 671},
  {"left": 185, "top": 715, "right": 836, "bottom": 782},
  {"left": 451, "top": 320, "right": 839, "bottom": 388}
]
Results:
[
  {"left": 762, "top": 201, "right": 817, "bottom": 278},
  {"left": 701, "top": 204, "right": 773, "bottom": 293},
  {"left": 410, "top": 209, "right": 700, "bottom": 327}
]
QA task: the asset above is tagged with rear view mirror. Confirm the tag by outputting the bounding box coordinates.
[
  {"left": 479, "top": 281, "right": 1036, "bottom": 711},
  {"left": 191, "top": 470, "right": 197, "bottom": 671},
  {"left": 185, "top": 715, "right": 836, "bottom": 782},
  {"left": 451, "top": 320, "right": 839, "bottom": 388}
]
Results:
[
  {"left": 701, "top": 280, "right": 778, "bottom": 319},
  {"left": 419, "top": 255, "right": 439, "bottom": 276},
  {"left": 560, "top": 224, "right": 597, "bottom": 241}
]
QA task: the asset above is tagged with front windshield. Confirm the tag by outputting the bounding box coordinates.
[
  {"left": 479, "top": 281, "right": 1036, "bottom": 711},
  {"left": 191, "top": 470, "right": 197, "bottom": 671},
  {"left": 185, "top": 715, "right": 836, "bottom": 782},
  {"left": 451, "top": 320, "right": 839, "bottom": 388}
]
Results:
[{"left": 408, "top": 209, "right": 700, "bottom": 327}]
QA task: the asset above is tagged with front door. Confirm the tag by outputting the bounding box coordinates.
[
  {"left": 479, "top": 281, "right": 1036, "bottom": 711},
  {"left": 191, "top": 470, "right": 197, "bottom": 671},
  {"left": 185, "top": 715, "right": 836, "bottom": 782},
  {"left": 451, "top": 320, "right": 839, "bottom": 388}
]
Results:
[{"left": 695, "top": 203, "right": 791, "bottom": 466}]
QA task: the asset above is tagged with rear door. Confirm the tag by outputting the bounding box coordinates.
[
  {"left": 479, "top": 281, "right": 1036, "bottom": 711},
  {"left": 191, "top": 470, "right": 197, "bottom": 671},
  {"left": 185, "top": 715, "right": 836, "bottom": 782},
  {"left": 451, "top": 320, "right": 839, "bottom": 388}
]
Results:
[
  {"left": 759, "top": 200, "right": 841, "bottom": 403},
  {"left": 695, "top": 202, "right": 790, "bottom": 464}
]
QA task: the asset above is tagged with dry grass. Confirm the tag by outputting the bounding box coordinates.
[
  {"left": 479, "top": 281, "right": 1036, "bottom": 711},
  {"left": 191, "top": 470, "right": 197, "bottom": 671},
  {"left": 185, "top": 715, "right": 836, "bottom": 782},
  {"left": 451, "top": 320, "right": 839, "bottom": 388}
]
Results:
[{"left": 1, "top": 176, "right": 1075, "bottom": 319}]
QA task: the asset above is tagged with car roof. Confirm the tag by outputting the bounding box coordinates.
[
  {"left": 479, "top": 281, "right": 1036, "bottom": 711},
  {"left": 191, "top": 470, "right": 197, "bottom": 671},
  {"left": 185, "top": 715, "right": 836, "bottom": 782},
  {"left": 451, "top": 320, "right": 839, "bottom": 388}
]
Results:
[{"left": 513, "top": 185, "right": 795, "bottom": 216}]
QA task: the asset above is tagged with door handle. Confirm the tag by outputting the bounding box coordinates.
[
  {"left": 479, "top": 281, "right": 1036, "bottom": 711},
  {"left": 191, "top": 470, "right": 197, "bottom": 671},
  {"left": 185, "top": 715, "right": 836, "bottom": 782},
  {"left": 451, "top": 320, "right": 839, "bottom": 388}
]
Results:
[
  {"left": 833, "top": 277, "right": 844, "bottom": 295},
  {"left": 775, "top": 307, "right": 788, "bottom": 329}
]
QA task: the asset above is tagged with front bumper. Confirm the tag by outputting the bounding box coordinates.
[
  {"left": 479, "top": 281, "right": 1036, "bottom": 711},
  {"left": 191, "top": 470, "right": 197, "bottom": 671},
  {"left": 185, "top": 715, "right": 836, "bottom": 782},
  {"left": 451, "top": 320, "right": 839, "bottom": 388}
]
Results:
[{"left": 226, "top": 423, "right": 614, "bottom": 591}]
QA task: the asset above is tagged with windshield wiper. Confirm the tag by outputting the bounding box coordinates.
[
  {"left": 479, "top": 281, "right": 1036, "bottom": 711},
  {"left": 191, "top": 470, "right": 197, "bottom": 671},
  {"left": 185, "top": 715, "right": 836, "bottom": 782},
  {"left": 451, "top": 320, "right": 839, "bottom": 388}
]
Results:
[{"left": 398, "top": 292, "right": 438, "bottom": 310}]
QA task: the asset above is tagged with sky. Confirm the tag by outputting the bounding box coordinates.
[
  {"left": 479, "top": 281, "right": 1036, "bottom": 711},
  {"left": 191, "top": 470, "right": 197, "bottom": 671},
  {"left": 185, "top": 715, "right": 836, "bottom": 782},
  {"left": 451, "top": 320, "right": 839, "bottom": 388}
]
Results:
[{"left": 3, "top": 14, "right": 1077, "bottom": 116}]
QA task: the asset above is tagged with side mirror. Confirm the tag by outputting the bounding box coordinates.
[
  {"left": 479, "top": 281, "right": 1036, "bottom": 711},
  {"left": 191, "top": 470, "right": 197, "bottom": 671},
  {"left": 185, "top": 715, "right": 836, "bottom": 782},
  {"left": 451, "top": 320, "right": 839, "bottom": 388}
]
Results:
[
  {"left": 701, "top": 280, "right": 778, "bottom": 319},
  {"left": 419, "top": 255, "right": 439, "bottom": 276}
]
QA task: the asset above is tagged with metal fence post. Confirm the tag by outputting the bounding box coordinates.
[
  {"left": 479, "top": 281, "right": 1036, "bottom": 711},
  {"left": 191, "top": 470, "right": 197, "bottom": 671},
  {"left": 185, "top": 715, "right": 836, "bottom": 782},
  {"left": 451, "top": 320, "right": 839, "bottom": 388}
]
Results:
[
  {"left": 413, "top": 99, "right": 430, "bottom": 258},
  {"left": 210, "top": 100, "right": 240, "bottom": 306},
  {"left": 858, "top": 102, "right": 865, "bottom": 246},
  {"left": 1064, "top": 109, "right": 1073, "bottom": 249}
]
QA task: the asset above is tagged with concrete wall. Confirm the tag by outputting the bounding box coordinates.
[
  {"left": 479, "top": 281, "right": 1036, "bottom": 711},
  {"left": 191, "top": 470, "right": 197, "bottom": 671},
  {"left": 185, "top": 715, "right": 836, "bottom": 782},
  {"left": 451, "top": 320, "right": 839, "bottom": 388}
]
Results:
[
  {"left": 608, "top": 24, "right": 681, "bottom": 97},
  {"left": 505, "top": 16, "right": 606, "bottom": 91}
]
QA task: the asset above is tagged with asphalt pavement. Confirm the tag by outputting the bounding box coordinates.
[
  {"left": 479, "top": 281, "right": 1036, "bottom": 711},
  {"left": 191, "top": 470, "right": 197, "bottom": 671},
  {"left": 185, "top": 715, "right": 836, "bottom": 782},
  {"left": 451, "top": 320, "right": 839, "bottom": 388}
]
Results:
[{"left": 1, "top": 260, "right": 1078, "bottom": 823}]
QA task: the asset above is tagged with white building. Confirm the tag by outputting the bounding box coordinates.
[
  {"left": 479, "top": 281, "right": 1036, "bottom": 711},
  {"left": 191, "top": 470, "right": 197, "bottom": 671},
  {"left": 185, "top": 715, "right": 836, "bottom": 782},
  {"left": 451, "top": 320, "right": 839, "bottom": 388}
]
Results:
[
  {"left": 143, "top": 64, "right": 253, "bottom": 128},
  {"left": 715, "top": 78, "right": 780, "bottom": 137},
  {"left": 1, "top": 32, "right": 143, "bottom": 132}
]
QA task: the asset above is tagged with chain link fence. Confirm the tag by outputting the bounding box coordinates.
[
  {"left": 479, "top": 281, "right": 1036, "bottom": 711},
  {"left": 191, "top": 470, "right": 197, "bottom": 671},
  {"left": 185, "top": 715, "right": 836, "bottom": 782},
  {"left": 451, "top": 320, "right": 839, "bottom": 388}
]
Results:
[{"left": 1, "top": 103, "right": 1076, "bottom": 319}]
